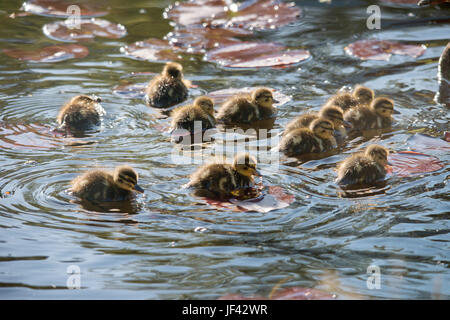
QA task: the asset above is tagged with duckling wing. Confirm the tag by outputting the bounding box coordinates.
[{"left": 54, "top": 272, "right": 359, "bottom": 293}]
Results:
[
  {"left": 71, "top": 171, "right": 116, "bottom": 201},
  {"left": 187, "top": 164, "right": 236, "bottom": 198},
  {"left": 279, "top": 129, "right": 320, "bottom": 156},
  {"left": 336, "top": 156, "right": 385, "bottom": 185}
]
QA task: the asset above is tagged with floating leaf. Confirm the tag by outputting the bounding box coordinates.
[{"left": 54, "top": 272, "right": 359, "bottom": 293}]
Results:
[
  {"left": 205, "top": 41, "right": 310, "bottom": 68},
  {"left": 3, "top": 44, "right": 89, "bottom": 62},
  {"left": 345, "top": 39, "right": 426, "bottom": 61},
  {"left": 165, "top": 0, "right": 228, "bottom": 26},
  {"left": 43, "top": 18, "right": 127, "bottom": 42},
  {"left": 120, "top": 38, "right": 182, "bottom": 62},
  {"left": 388, "top": 151, "right": 444, "bottom": 177},
  {"left": 208, "top": 87, "right": 291, "bottom": 106},
  {"left": 21, "top": 0, "right": 107, "bottom": 17},
  {"left": 445, "top": 131, "right": 450, "bottom": 142}
]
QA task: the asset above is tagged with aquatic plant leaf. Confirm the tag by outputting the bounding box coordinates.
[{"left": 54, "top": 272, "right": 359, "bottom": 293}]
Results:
[
  {"left": 208, "top": 87, "right": 291, "bottom": 106},
  {"left": 205, "top": 41, "right": 310, "bottom": 68},
  {"left": 21, "top": 0, "right": 107, "bottom": 17},
  {"left": 388, "top": 151, "right": 444, "bottom": 177},
  {"left": 3, "top": 44, "right": 89, "bottom": 62},
  {"left": 43, "top": 18, "right": 127, "bottom": 42},
  {"left": 121, "top": 38, "right": 182, "bottom": 62},
  {"left": 407, "top": 133, "right": 450, "bottom": 151},
  {"left": 165, "top": 0, "right": 228, "bottom": 26},
  {"left": 345, "top": 40, "right": 426, "bottom": 61}
]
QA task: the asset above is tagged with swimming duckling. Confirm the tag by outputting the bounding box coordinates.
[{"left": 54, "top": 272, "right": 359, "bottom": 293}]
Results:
[
  {"left": 344, "top": 97, "right": 394, "bottom": 131},
  {"left": 279, "top": 118, "right": 337, "bottom": 157},
  {"left": 170, "top": 96, "right": 215, "bottom": 134},
  {"left": 57, "top": 95, "right": 104, "bottom": 131},
  {"left": 216, "top": 88, "right": 277, "bottom": 124},
  {"left": 324, "top": 92, "right": 359, "bottom": 112},
  {"left": 70, "top": 165, "right": 144, "bottom": 202},
  {"left": 145, "top": 62, "right": 189, "bottom": 108},
  {"left": 352, "top": 85, "right": 374, "bottom": 106},
  {"left": 185, "top": 153, "right": 260, "bottom": 200},
  {"left": 336, "top": 144, "right": 389, "bottom": 186}
]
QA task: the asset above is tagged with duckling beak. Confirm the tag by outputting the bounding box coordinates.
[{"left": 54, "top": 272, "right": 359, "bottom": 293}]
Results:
[
  {"left": 134, "top": 184, "right": 144, "bottom": 193},
  {"left": 392, "top": 109, "right": 400, "bottom": 115},
  {"left": 253, "top": 168, "right": 262, "bottom": 177},
  {"left": 343, "top": 120, "right": 353, "bottom": 129},
  {"left": 272, "top": 98, "right": 280, "bottom": 104}
]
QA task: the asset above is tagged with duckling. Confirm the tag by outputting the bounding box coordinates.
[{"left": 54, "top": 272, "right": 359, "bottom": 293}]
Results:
[
  {"left": 185, "top": 153, "right": 260, "bottom": 200},
  {"left": 344, "top": 97, "right": 394, "bottom": 131},
  {"left": 336, "top": 144, "right": 389, "bottom": 186},
  {"left": 352, "top": 85, "right": 374, "bottom": 106},
  {"left": 70, "top": 165, "right": 144, "bottom": 202},
  {"left": 216, "top": 88, "right": 277, "bottom": 124},
  {"left": 324, "top": 92, "right": 359, "bottom": 112},
  {"left": 170, "top": 96, "right": 215, "bottom": 134},
  {"left": 145, "top": 62, "right": 189, "bottom": 108},
  {"left": 279, "top": 118, "right": 337, "bottom": 157},
  {"left": 437, "top": 42, "right": 450, "bottom": 107},
  {"left": 57, "top": 95, "right": 104, "bottom": 131}
]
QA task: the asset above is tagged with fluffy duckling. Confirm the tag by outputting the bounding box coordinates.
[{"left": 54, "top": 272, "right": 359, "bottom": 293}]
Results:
[
  {"left": 352, "top": 85, "right": 374, "bottom": 106},
  {"left": 145, "top": 62, "right": 189, "bottom": 108},
  {"left": 344, "top": 97, "right": 394, "bottom": 131},
  {"left": 170, "top": 96, "right": 215, "bottom": 134},
  {"left": 216, "top": 88, "right": 277, "bottom": 124},
  {"left": 336, "top": 144, "right": 389, "bottom": 186},
  {"left": 279, "top": 118, "right": 337, "bottom": 157},
  {"left": 57, "top": 95, "right": 104, "bottom": 131},
  {"left": 324, "top": 92, "right": 359, "bottom": 112},
  {"left": 185, "top": 153, "right": 260, "bottom": 200},
  {"left": 70, "top": 165, "right": 144, "bottom": 202}
]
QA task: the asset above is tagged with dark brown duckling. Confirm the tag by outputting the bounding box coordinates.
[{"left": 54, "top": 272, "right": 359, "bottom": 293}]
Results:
[
  {"left": 344, "top": 97, "right": 394, "bottom": 131},
  {"left": 324, "top": 92, "right": 359, "bottom": 112},
  {"left": 170, "top": 96, "right": 215, "bottom": 134},
  {"left": 70, "top": 165, "right": 144, "bottom": 202},
  {"left": 185, "top": 153, "right": 260, "bottom": 200},
  {"left": 145, "top": 62, "right": 189, "bottom": 108},
  {"left": 352, "top": 85, "right": 374, "bottom": 106},
  {"left": 279, "top": 118, "right": 337, "bottom": 157},
  {"left": 336, "top": 144, "right": 389, "bottom": 186},
  {"left": 216, "top": 88, "right": 277, "bottom": 124},
  {"left": 57, "top": 95, "right": 104, "bottom": 131}
]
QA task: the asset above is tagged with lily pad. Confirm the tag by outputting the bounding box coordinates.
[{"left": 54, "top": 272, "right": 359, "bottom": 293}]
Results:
[
  {"left": 120, "top": 38, "right": 182, "bottom": 62},
  {"left": 388, "top": 151, "right": 444, "bottom": 177},
  {"left": 208, "top": 87, "right": 291, "bottom": 106},
  {"left": 3, "top": 44, "right": 89, "bottom": 62},
  {"left": 205, "top": 41, "right": 310, "bottom": 68},
  {"left": 43, "top": 18, "right": 127, "bottom": 42},
  {"left": 345, "top": 39, "right": 426, "bottom": 61},
  {"left": 21, "top": 0, "right": 108, "bottom": 17},
  {"left": 407, "top": 133, "right": 450, "bottom": 152}
]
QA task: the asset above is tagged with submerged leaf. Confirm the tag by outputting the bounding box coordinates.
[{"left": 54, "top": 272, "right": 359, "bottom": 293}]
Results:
[
  {"left": 345, "top": 39, "right": 426, "bottom": 61},
  {"left": 3, "top": 44, "right": 89, "bottom": 62},
  {"left": 388, "top": 151, "right": 444, "bottom": 177},
  {"left": 121, "top": 38, "right": 182, "bottom": 62}
]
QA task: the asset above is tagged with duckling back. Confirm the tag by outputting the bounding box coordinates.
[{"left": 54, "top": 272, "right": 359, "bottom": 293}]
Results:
[
  {"left": 279, "top": 128, "right": 321, "bottom": 157},
  {"left": 57, "top": 95, "right": 102, "bottom": 131},
  {"left": 343, "top": 105, "right": 376, "bottom": 131},
  {"left": 70, "top": 170, "right": 131, "bottom": 202},
  {"left": 336, "top": 154, "right": 386, "bottom": 186},
  {"left": 216, "top": 95, "right": 259, "bottom": 124},
  {"left": 146, "top": 75, "right": 188, "bottom": 108},
  {"left": 284, "top": 113, "right": 318, "bottom": 134},
  {"left": 171, "top": 105, "right": 215, "bottom": 133}
]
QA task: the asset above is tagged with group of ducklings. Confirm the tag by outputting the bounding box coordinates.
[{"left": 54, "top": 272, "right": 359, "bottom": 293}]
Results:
[{"left": 65, "top": 61, "right": 394, "bottom": 203}]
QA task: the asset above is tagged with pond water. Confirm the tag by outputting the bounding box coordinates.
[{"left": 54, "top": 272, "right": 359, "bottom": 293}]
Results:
[{"left": 0, "top": 0, "right": 449, "bottom": 299}]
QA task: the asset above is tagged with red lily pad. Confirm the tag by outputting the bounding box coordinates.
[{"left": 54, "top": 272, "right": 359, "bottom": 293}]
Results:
[
  {"left": 445, "top": 132, "right": 450, "bottom": 142},
  {"left": 205, "top": 41, "right": 310, "bottom": 68},
  {"left": 388, "top": 151, "right": 444, "bottom": 177},
  {"left": 345, "top": 39, "right": 426, "bottom": 61},
  {"left": 120, "top": 38, "right": 182, "bottom": 62},
  {"left": 218, "top": 287, "right": 336, "bottom": 300},
  {"left": 3, "top": 44, "right": 89, "bottom": 62},
  {"left": 165, "top": 27, "right": 252, "bottom": 54},
  {"left": 165, "top": 0, "right": 301, "bottom": 31},
  {"left": 21, "top": 0, "right": 107, "bottom": 17},
  {"left": 407, "top": 133, "right": 450, "bottom": 152},
  {"left": 208, "top": 87, "right": 291, "bottom": 106},
  {"left": 43, "top": 18, "right": 127, "bottom": 42}
]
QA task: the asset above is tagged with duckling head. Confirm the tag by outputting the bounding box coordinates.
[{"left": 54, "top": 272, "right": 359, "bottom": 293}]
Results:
[
  {"left": 233, "top": 153, "right": 261, "bottom": 178},
  {"left": 252, "top": 88, "right": 278, "bottom": 109},
  {"left": 371, "top": 97, "right": 394, "bottom": 118},
  {"left": 194, "top": 96, "right": 214, "bottom": 116},
  {"left": 163, "top": 62, "right": 184, "bottom": 80},
  {"left": 70, "top": 94, "right": 102, "bottom": 105},
  {"left": 113, "top": 166, "right": 144, "bottom": 193},
  {"left": 365, "top": 144, "right": 389, "bottom": 167},
  {"left": 310, "top": 118, "right": 334, "bottom": 140},
  {"left": 319, "top": 105, "right": 345, "bottom": 128},
  {"left": 353, "top": 85, "right": 374, "bottom": 105}
]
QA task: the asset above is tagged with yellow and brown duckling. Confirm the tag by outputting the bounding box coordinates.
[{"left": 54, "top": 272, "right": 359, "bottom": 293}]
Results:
[
  {"left": 279, "top": 118, "right": 337, "bottom": 157},
  {"left": 216, "top": 88, "right": 277, "bottom": 124},
  {"left": 352, "top": 85, "right": 375, "bottom": 106},
  {"left": 170, "top": 96, "right": 216, "bottom": 134},
  {"left": 57, "top": 95, "right": 104, "bottom": 131},
  {"left": 344, "top": 97, "right": 394, "bottom": 131},
  {"left": 70, "top": 165, "right": 144, "bottom": 202},
  {"left": 145, "top": 62, "right": 189, "bottom": 108},
  {"left": 324, "top": 91, "right": 359, "bottom": 112},
  {"left": 336, "top": 144, "right": 389, "bottom": 186},
  {"left": 185, "top": 153, "right": 261, "bottom": 200}
]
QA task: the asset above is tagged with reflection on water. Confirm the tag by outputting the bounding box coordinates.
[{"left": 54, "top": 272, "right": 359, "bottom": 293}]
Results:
[{"left": 0, "top": 0, "right": 449, "bottom": 299}]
